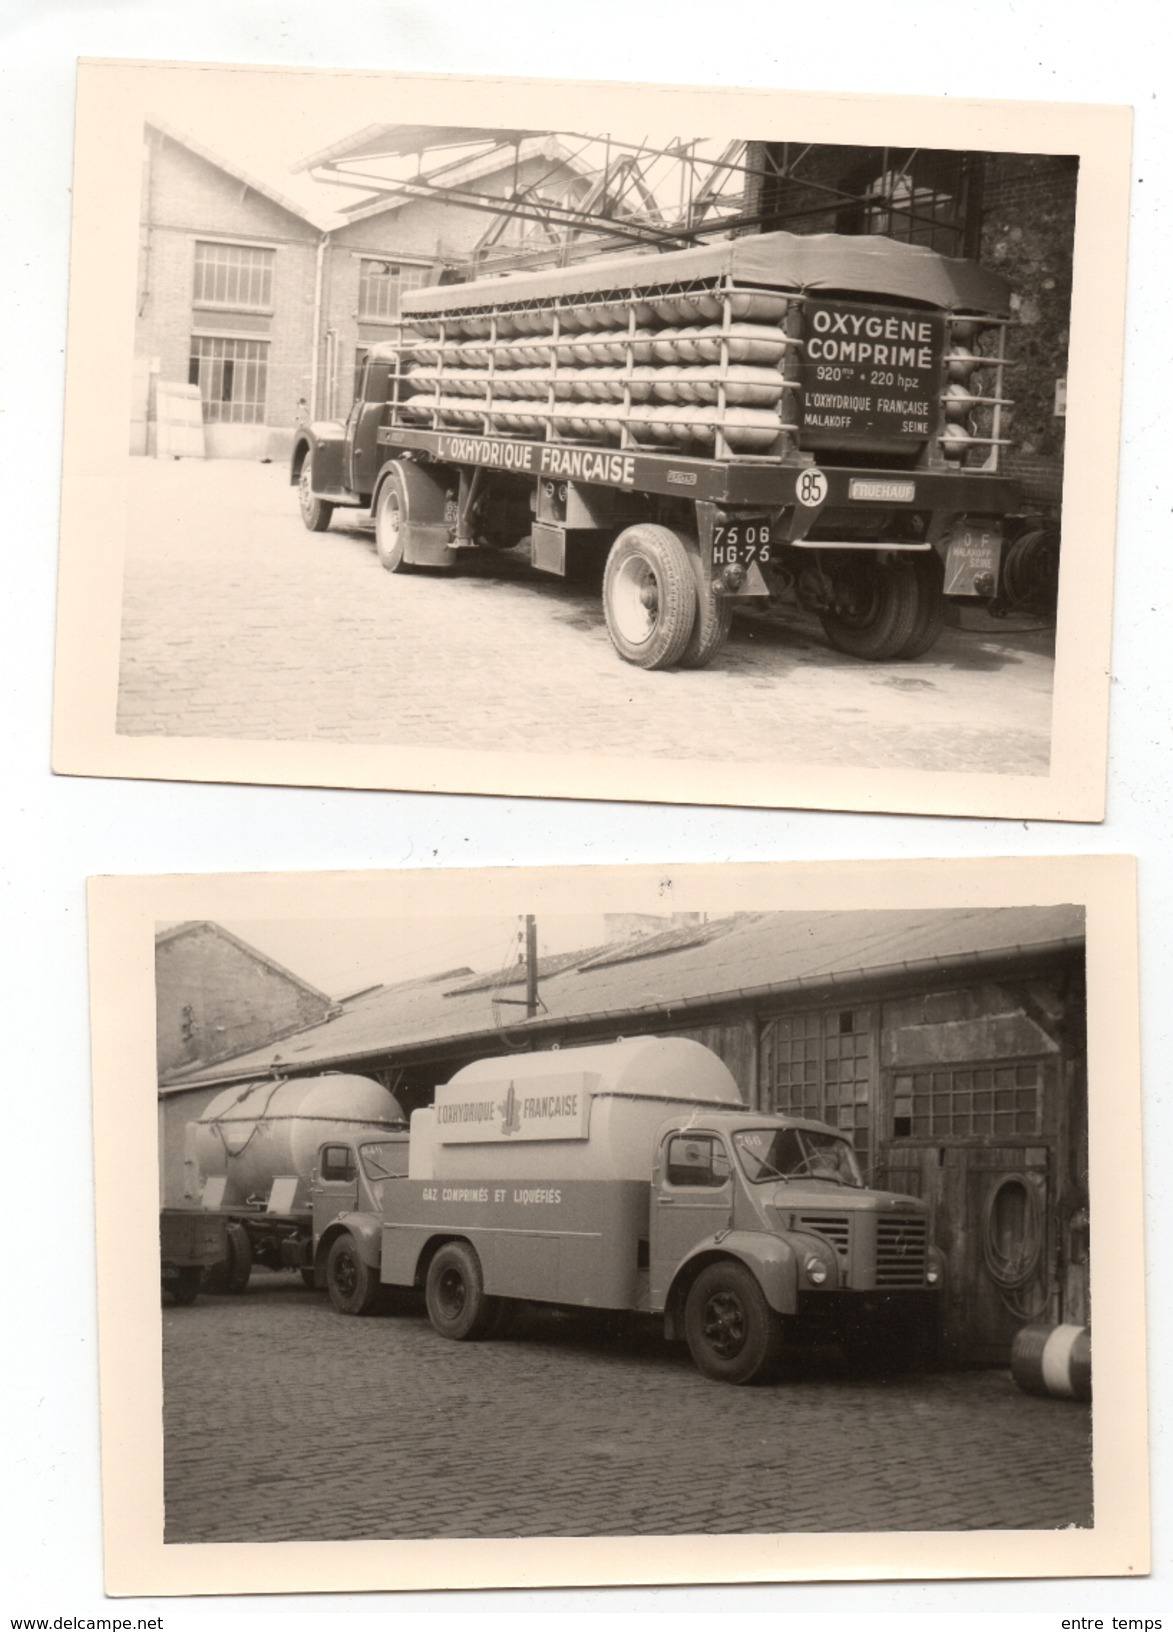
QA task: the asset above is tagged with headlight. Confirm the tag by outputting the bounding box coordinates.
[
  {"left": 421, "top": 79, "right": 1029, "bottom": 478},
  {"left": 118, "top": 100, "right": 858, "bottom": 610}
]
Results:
[
  {"left": 804, "top": 1254, "right": 828, "bottom": 1285},
  {"left": 926, "top": 1266, "right": 941, "bottom": 1285}
]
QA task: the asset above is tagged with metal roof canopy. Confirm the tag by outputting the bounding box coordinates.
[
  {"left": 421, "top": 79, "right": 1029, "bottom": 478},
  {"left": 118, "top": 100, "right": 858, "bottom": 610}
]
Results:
[
  {"left": 293, "top": 124, "right": 533, "bottom": 172},
  {"left": 400, "top": 229, "right": 1012, "bottom": 316},
  {"left": 294, "top": 126, "right": 743, "bottom": 254},
  {"left": 160, "top": 907, "right": 1083, "bottom": 1094}
]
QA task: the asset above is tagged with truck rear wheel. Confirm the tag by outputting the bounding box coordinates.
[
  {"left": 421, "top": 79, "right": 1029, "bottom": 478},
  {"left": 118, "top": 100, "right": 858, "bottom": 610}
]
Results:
[
  {"left": 893, "top": 552, "right": 946, "bottom": 660},
  {"left": 819, "top": 557, "right": 921, "bottom": 661},
  {"left": 603, "top": 524, "right": 698, "bottom": 669},
  {"left": 165, "top": 1267, "right": 203, "bottom": 1306},
  {"left": 325, "top": 1233, "right": 382, "bottom": 1316},
  {"left": 204, "top": 1222, "right": 251, "bottom": 1295},
  {"left": 684, "top": 1261, "right": 782, "bottom": 1384},
  {"left": 678, "top": 542, "right": 733, "bottom": 669},
  {"left": 374, "top": 468, "right": 412, "bottom": 574},
  {"left": 298, "top": 452, "right": 334, "bottom": 533},
  {"left": 425, "top": 1241, "right": 498, "bottom": 1341}
]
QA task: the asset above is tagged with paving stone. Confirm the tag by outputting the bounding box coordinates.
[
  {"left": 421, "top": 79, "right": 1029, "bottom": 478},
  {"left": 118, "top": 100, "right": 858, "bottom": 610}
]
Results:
[
  {"left": 119, "top": 459, "right": 1055, "bottom": 775},
  {"left": 163, "top": 1272, "right": 1092, "bottom": 1543}
]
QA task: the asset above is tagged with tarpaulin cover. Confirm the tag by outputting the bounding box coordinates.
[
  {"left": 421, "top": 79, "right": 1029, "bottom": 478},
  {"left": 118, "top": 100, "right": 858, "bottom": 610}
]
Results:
[{"left": 401, "top": 230, "right": 1011, "bottom": 318}]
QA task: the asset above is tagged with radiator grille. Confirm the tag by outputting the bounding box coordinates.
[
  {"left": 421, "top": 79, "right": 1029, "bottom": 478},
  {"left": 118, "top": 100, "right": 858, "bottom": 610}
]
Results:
[
  {"left": 797, "top": 1213, "right": 851, "bottom": 1259},
  {"left": 876, "top": 1215, "right": 928, "bottom": 1285}
]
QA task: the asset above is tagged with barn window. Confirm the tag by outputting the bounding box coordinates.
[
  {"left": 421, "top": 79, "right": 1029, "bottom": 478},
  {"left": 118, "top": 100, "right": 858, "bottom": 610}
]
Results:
[
  {"left": 891, "top": 1061, "right": 1044, "bottom": 1140},
  {"left": 759, "top": 1007, "right": 877, "bottom": 1174}
]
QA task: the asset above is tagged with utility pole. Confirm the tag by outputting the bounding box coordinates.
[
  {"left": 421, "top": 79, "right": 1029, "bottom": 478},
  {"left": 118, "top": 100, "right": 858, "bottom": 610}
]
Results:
[{"left": 524, "top": 914, "right": 538, "bottom": 1019}]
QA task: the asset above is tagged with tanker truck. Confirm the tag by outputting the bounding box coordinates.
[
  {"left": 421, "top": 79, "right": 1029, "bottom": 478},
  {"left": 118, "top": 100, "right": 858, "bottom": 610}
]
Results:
[
  {"left": 292, "top": 230, "right": 1021, "bottom": 670},
  {"left": 312, "top": 1037, "right": 944, "bottom": 1384},
  {"left": 178, "top": 1072, "right": 410, "bottom": 1292}
]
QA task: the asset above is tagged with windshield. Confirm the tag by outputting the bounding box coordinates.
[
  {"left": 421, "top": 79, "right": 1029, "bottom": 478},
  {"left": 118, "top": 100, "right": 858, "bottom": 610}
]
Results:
[
  {"left": 358, "top": 1140, "right": 407, "bottom": 1182},
  {"left": 732, "top": 1126, "right": 863, "bottom": 1188}
]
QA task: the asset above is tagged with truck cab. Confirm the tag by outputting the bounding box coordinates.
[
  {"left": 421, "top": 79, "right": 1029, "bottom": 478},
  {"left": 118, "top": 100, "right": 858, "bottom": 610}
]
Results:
[
  {"left": 650, "top": 1113, "right": 942, "bottom": 1379},
  {"left": 309, "top": 1133, "right": 410, "bottom": 1299}
]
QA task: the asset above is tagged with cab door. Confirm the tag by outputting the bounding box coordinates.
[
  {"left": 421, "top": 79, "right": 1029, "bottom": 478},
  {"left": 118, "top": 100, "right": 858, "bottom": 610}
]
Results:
[
  {"left": 311, "top": 1142, "right": 359, "bottom": 1244},
  {"left": 347, "top": 358, "right": 391, "bottom": 498},
  {"left": 649, "top": 1130, "right": 734, "bottom": 1309}
]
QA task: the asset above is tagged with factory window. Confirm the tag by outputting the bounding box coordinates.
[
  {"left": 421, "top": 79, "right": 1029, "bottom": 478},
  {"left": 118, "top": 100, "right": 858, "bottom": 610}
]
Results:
[
  {"left": 188, "top": 336, "right": 269, "bottom": 424},
  {"left": 193, "top": 240, "right": 274, "bottom": 311},
  {"left": 759, "top": 1007, "right": 877, "bottom": 1174},
  {"left": 890, "top": 1060, "right": 1044, "bottom": 1140},
  {"left": 358, "top": 258, "right": 431, "bottom": 323}
]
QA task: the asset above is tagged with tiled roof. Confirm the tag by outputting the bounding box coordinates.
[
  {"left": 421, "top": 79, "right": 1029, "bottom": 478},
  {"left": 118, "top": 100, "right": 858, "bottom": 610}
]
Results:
[{"left": 160, "top": 905, "right": 1084, "bottom": 1092}]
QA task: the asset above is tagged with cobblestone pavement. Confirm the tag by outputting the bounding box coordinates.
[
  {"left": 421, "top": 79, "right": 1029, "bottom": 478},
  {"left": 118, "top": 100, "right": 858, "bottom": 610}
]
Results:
[
  {"left": 118, "top": 459, "right": 1055, "bottom": 774},
  {"left": 163, "top": 1273, "right": 1092, "bottom": 1543}
]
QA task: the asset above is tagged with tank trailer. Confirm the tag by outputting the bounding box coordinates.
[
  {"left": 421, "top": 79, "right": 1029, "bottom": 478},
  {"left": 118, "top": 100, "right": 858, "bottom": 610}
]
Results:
[{"left": 177, "top": 1072, "right": 409, "bottom": 1292}]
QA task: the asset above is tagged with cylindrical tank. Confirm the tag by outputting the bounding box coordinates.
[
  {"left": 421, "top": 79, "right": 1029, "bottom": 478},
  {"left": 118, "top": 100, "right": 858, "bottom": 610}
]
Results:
[
  {"left": 413, "top": 1037, "right": 745, "bottom": 1183},
  {"left": 1011, "top": 1322, "right": 1092, "bottom": 1402},
  {"left": 192, "top": 1073, "right": 406, "bottom": 1206}
]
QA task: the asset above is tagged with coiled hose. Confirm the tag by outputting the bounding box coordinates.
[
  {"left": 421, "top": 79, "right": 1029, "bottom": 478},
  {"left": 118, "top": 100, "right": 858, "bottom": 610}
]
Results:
[{"left": 982, "top": 1174, "right": 1049, "bottom": 1320}]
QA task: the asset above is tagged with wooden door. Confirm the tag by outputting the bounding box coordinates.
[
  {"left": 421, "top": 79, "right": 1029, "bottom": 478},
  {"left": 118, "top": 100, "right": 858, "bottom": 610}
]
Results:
[{"left": 875, "top": 1055, "right": 1058, "bottom": 1363}]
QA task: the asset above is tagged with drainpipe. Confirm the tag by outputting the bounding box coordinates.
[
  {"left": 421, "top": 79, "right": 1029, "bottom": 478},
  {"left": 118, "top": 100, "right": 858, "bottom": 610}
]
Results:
[{"left": 310, "top": 233, "right": 327, "bottom": 420}]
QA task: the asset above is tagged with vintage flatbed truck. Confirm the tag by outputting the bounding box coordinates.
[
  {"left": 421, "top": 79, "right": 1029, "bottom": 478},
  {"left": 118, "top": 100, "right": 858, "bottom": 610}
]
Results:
[
  {"left": 292, "top": 230, "right": 1021, "bottom": 669},
  {"left": 311, "top": 1037, "right": 944, "bottom": 1384}
]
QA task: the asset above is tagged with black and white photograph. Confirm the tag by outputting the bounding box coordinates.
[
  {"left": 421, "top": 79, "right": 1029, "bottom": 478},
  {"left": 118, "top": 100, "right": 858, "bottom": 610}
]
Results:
[
  {"left": 52, "top": 63, "right": 1129, "bottom": 820},
  {"left": 88, "top": 857, "right": 1146, "bottom": 1595}
]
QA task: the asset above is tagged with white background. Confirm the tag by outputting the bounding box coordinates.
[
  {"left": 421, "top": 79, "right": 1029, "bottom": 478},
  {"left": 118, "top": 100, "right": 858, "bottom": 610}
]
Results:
[{"left": 3, "top": 0, "right": 1169, "bottom": 1621}]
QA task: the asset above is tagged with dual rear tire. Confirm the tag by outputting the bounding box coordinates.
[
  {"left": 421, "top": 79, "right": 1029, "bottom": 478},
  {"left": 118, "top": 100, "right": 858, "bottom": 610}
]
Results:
[
  {"left": 602, "top": 523, "right": 731, "bottom": 671},
  {"left": 819, "top": 552, "right": 945, "bottom": 661}
]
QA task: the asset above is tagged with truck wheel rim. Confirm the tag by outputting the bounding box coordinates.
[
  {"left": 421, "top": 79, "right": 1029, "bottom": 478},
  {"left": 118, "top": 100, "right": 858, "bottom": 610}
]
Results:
[
  {"left": 335, "top": 1250, "right": 358, "bottom": 1298},
  {"left": 610, "top": 556, "right": 661, "bottom": 646},
  {"left": 702, "top": 1291, "right": 747, "bottom": 1358},
  {"left": 436, "top": 1268, "right": 467, "bottom": 1319}
]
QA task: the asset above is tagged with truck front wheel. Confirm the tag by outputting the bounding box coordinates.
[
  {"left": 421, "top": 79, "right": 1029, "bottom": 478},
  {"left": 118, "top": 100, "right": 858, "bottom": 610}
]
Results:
[
  {"left": 374, "top": 469, "right": 412, "bottom": 573},
  {"left": 325, "top": 1233, "right": 382, "bottom": 1316},
  {"left": 603, "top": 524, "right": 698, "bottom": 669},
  {"left": 684, "top": 1261, "right": 783, "bottom": 1384},
  {"left": 298, "top": 452, "right": 334, "bottom": 533},
  {"left": 819, "top": 557, "right": 921, "bottom": 661},
  {"left": 425, "top": 1241, "right": 498, "bottom": 1341}
]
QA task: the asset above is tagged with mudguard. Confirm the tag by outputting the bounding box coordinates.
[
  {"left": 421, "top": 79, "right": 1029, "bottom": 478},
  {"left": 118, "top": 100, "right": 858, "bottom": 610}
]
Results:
[
  {"left": 290, "top": 421, "right": 350, "bottom": 498},
  {"left": 664, "top": 1231, "right": 798, "bottom": 1338},
  {"left": 372, "top": 457, "right": 457, "bottom": 569},
  {"left": 315, "top": 1210, "right": 382, "bottom": 1272}
]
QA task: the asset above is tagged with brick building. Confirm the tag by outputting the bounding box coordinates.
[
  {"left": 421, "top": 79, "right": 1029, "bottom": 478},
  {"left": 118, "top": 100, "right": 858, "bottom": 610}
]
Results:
[
  {"left": 155, "top": 920, "right": 337, "bottom": 1077},
  {"left": 745, "top": 142, "right": 1077, "bottom": 514},
  {"left": 134, "top": 123, "right": 323, "bottom": 459},
  {"left": 159, "top": 907, "right": 1088, "bottom": 1363},
  {"left": 132, "top": 123, "right": 593, "bottom": 456}
]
